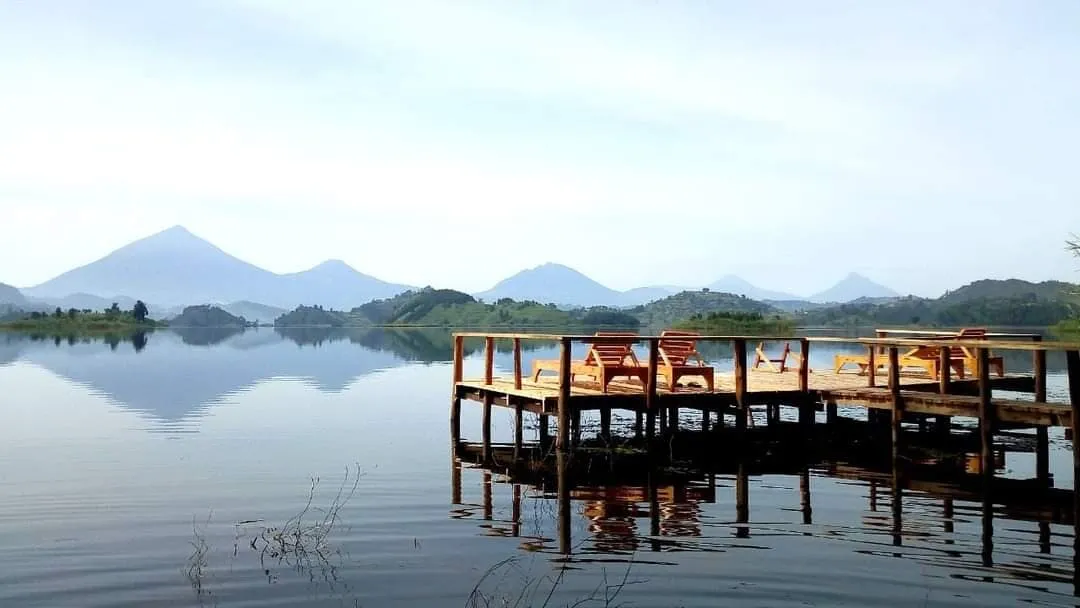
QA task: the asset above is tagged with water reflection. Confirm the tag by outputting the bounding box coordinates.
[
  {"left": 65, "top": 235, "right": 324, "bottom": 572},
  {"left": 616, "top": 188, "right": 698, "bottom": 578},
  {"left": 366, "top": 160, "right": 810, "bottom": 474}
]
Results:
[{"left": 451, "top": 435, "right": 1080, "bottom": 601}]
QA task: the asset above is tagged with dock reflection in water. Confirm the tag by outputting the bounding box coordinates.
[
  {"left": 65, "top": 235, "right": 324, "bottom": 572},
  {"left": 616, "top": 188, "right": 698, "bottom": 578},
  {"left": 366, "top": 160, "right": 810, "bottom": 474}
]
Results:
[{"left": 451, "top": 436, "right": 1080, "bottom": 602}]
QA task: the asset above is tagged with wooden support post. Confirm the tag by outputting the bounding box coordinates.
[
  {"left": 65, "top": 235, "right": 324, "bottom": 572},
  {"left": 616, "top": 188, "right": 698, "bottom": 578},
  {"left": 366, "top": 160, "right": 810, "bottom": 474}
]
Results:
[
  {"left": 600, "top": 408, "right": 611, "bottom": 441},
  {"left": 981, "top": 491, "right": 993, "bottom": 567},
  {"left": 512, "top": 484, "right": 521, "bottom": 538},
  {"left": 869, "top": 480, "right": 877, "bottom": 512},
  {"left": 826, "top": 400, "right": 838, "bottom": 425},
  {"left": 800, "top": 467, "right": 812, "bottom": 525},
  {"left": 450, "top": 334, "right": 464, "bottom": 442},
  {"left": 513, "top": 399, "right": 523, "bottom": 461},
  {"left": 539, "top": 413, "right": 549, "bottom": 449},
  {"left": 867, "top": 345, "right": 876, "bottom": 388},
  {"left": 482, "top": 470, "right": 493, "bottom": 521},
  {"left": 1039, "top": 520, "right": 1050, "bottom": 555},
  {"left": 484, "top": 336, "right": 495, "bottom": 385},
  {"left": 451, "top": 455, "right": 461, "bottom": 505},
  {"left": 635, "top": 410, "right": 643, "bottom": 438},
  {"left": 512, "top": 337, "right": 522, "bottom": 390},
  {"left": 734, "top": 339, "right": 748, "bottom": 436},
  {"left": 938, "top": 346, "right": 951, "bottom": 394},
  {"left": 572, "top": 409, "right": 582, "bottom": 447},
  {"left": 1065, "top": 349, "right": 1080, "bottom": 592},
  {"left": 482, "top": 393, "right": 493, "bottom": 462},
  {"left": 1035, "top": 343, "right": 1049, "bottom": 483},
  {"left": 889, "top": 347, "right": 902, "bottom": 453},
  {"left": 556, "top": 338, "right": 573, "bottom": 555},
  {"left": 943, "top": 498, "right": 954, "bottom": 535},
  {"left": 978, "top": 348, "right": 993, "bottom": 484},
  {"left": 892, "top": 454, "right": 902, "bottom": 547},
  {"left": 702, "top": 408, "right": 710, "bottom": 432},
  {"left": 669, "top": 406, "right": 679, "bottom": 433},
  {"left": 645, "top": 338, "right": 659, "bottom": 444},
  {"left": 557, "top": 338, "right": 572, "bottom": 452},
  {"left": 799, "top": 338, "right": 810, "bottom": 392},
  {"left": 736, "top": 458, "right": 749, "bottom": 538}
]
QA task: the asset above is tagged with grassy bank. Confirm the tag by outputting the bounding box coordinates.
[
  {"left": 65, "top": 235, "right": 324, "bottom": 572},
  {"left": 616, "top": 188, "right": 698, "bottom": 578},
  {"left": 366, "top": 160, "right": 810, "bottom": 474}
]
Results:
[
  {"left": 673, "top": 311, "right": 795, "bottom": 335},
  {"left": 0, "top": 313, "right": 163, "bottom": 332}
]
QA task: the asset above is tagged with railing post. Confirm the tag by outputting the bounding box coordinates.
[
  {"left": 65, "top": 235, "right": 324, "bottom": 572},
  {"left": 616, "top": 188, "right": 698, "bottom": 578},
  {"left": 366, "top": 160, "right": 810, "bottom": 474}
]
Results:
[
  {"left": 977, "top": 347, "right": 993, "bottom": 483},
  {"left": 889, "top": 346, "right": 902, "bottom": 451},
  {"left": 646, "top": 338, "right": 659, "bottom": 443},
  {"left": 1034, "top": 337, "right": 1049, "bottom": 482},
  {"left": 867, "top": 344, "right": 877, "bottom": 388},
  {"left": 557, "top": 337, "right": 572, "bottom": 451},
  {"left": 513, "top": 337, "right": 522, "bottom": 390},
  {"left": 1065, "top": 349, "right": 1080, "bottom": 591},
  {"left": 484, "top": 336, "right": 495, "bottom": 385},
  {"left": 734, "top": 338, "right": 748, "bottom": 435},
  {"left": 798, "top": 338, "right": 810, "bottom": 392},
  {"left": 452, "top": 334, "right": 464, "bottom": 385},
  {"left": 938, "top": 346, "right": 951, "bottom": 394},
  {"left": 450, "top": 334, "right": 463, "bottom": 442}
]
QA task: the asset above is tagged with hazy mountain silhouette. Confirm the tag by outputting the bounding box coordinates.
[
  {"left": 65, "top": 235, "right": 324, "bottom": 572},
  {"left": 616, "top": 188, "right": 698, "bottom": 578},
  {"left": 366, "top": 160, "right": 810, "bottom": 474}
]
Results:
[
  {"left": 476, "top": 263, "right": 669, "bottom": 307},
  {"left": 23, "top": 226, "right": 411, "bottom": 309},
  {"left": 810, "top": 272, "right": 900, "bottom": 303},
  {"left": 0, "top": 282, "right": 26, "bottom": 306},
  {"left": 706, "top": 275, "right": 800, "bottom": 301}
]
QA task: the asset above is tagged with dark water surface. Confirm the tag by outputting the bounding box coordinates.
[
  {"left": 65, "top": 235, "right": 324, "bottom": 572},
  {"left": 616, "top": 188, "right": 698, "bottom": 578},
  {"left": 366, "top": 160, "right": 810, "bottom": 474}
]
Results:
[{"left": 1, "top": 328, "right": 1077, "bottom": 607}]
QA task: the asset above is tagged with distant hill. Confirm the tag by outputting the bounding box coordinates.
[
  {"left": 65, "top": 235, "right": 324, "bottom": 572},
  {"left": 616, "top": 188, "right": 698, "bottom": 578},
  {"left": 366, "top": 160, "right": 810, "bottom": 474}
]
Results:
[
  {"left": 630, "top": 290, "right": 779, "bottom": 328},
  {"left": 170, "top": 305, "right": 248, "bottom": 327},
  {"left": 706, "top": 275, "right": 800, "bottom": 301},
  {"left": 938, "top": 279, "right": 1076, "bottom": 304},
  {"left": 274, "top": 305, "right": 349, "bottom": 327},
  {"left": 0, "top": 282, "right": 26, "bottom": 306},
  {"left": 810, "top": 273, "right": 899, "bottom": 303},
  {"left": 22, "top": 226, "right": 411, "bottom": 309},
  {"left": 220, "top": 301, "right": 287, "bottom": 325},
  {"left": 476, "top": 263, "right": 670, "bottom": 307}
]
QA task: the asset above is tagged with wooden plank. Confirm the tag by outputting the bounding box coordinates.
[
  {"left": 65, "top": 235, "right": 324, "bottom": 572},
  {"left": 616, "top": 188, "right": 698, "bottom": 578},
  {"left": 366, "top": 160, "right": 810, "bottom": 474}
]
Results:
[
  {"left": 513, "top": 337, "right": 522, "bottom": 390},
  {"left": 484, "top": 336, "right": 495, "bottom": 385},
  {"left": 557, "top": 337, "right": 572, "bottom": 452}
]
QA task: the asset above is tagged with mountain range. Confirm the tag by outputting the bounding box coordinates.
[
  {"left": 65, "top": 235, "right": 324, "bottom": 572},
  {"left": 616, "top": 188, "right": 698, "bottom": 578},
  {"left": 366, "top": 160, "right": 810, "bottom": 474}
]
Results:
[
  {"left": 2, "top": 226, "right": 903, "bottom": 313},
  {"left": 19, "top": 226, "right": 412, "bottom": 310}
]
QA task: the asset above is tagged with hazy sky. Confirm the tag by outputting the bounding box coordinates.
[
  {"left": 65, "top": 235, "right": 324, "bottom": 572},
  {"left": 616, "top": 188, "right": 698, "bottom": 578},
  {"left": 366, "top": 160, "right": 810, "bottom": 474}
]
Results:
[{"left": 1, "top": 1, "right": 1078, "bottom": 297}]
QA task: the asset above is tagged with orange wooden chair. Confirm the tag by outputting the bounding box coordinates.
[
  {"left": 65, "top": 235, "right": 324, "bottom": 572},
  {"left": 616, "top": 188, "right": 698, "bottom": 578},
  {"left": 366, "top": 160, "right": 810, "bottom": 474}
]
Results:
[
  {"left": 531, "top": 331, "right": 648, "bottom": 393},
  {"left": 656, "top": 330, "right": 715, "bottom": 392}
]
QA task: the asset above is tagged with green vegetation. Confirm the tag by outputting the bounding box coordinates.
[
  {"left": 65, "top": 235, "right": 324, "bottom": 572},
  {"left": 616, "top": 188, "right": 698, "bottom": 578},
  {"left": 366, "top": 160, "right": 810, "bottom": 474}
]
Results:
[
  {"left": 0, "top": 300, "right": 162, "bottom": 331},
  {"left": 799, "top": 280, "right": 1080, "bottom": 328},
  {"left": 629, "top": 290, "right": 778, "bottom": 328},
  {"left": 171, "top": 305, "right": 249, "bottom": 328},
  {"left": 674, "top": 311, "right": 795, "bottom": 334},
  {"left": 274, "top": 305, "right": 348, "bottom": 327}
]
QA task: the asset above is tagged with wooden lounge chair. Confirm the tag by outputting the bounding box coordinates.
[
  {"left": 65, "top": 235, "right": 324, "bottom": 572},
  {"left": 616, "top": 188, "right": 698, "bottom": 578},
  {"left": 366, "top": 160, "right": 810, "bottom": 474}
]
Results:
[
  {"left": 752, "top": 341, "right": 804, "bottom": 373},
  {"left": 833, "top": 327, "right": 1004, "bottom": 379},
  {"left": 531, "top": 332, "right": 648, "bottom": 393},
  {"left": 656, "top": 330, "right": 715, "bottom": 392}
]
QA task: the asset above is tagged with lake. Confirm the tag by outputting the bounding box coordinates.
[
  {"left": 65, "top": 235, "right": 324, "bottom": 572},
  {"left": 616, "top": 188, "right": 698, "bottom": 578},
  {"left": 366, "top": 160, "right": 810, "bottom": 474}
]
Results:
[{"left": 1, "top": 327, "right": 1078, "bottom": 607}]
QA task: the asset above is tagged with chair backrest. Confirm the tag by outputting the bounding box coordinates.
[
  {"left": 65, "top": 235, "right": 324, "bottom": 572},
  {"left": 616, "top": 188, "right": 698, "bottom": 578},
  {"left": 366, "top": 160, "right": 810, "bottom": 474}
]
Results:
[
  {"left": 585, "top": 332, "right": 640, "bottom": 367},
  {"left": 658, "top": 330, "right": 702, "bottom": 365},
  {"left": 952, "top": 327, "right": 988, "bottom": 358}
]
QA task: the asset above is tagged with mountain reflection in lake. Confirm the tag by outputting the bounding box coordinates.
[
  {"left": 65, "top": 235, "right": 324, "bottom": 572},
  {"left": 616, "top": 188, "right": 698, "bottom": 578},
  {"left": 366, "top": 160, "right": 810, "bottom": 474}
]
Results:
[{"left": 0, "top": 327, "right": 1078, "bottom": 606}]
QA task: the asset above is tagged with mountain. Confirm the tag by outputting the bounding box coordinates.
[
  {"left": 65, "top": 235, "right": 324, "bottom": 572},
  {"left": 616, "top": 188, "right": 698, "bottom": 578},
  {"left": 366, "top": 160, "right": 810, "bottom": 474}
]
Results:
[
  {"left": 477, "top": 263, "right": 622, "bottom": 307},
  {"left": 476, "top": 263, "right": 674, "bottom": 307},
  {"left": 23, "top": 226, "right": 411, "bottom": 309},
  {"left": 706, "top": 275, "right": 800, "bottom": 301},
  {"left": 279, "top": 259, "right": 408, "bottom": 311},
  {"left": 0, "top": 282, "right": 26, "bottom": 306},
  {"left": 809, "top": 273, "right": 899, "bottom": 303}
]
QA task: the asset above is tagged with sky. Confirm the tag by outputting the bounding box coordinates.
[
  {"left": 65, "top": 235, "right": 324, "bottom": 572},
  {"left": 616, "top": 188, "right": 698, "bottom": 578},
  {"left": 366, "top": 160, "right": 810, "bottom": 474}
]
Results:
[{"left": 1, "top": 0, "right": 1078, "bottom": 298}]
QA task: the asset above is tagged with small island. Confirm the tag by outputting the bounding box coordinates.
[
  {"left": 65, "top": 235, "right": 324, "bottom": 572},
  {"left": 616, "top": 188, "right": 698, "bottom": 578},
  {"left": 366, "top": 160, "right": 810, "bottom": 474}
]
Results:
[
  {"left": 674, "top": 311, "right": 795, "bottom": 334},
  {"left": 0, "top": 301, "right": 163, "bottom": 331}
]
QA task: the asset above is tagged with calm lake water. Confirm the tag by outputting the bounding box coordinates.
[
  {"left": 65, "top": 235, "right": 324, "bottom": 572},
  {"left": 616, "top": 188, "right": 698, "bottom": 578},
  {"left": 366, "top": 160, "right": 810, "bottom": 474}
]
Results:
[{"left": 1, "top": 327, "right": 1078, "bottom": 607}]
